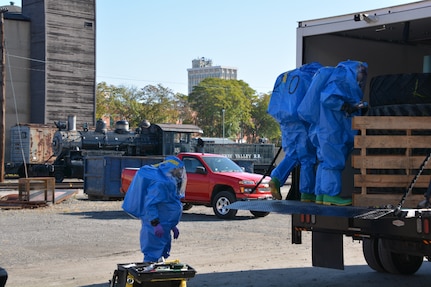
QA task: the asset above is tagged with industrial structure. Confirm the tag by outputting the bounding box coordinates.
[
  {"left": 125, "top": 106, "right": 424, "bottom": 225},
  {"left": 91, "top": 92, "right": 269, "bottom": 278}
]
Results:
[
  {"left": 187, "top": 57, "right": 237, "bottom": 94},
  {"left": 1, "top": 0, "right": 96, "bottom": 163}
]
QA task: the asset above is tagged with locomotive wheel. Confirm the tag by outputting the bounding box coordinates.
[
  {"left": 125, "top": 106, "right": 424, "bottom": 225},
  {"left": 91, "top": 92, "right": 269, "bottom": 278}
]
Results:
[
  {"left": 54, "top": 171, "right": 65, "bottom": 183},
  {"left": 362, "top": 238, "right": 386, "bottom": 273},
  {"left": 212, "top": 191, "right": 237, "bottom": 219},
  {"left": 377, "top": 239, "right": 423, "bottom": 274},
  {"left": 17, "top": 164, "right": 27, "bottom": 178}
]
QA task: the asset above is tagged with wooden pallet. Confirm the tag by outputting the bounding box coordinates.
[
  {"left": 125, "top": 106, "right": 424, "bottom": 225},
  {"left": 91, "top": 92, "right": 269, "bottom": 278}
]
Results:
[
  {"left": 351, "top": 116, "right": 431, "bottom": 208},
  {"left": 0, "top": 200, "right": 48, "bottom": 209},
  {"left": 18, "top": 177, "right": 56, "bottom": 203},
  {"left": 0, "top": 189, "right": 78, "bottom": 209}
]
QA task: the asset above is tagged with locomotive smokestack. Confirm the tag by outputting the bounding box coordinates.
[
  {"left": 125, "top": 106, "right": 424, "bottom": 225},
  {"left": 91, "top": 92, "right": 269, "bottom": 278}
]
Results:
[{"left": 68, "top": 115, "right": 76, "bottom": 131}]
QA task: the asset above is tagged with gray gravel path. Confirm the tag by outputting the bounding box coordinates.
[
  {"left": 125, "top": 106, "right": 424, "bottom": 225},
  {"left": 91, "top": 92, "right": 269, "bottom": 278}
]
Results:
[{"left": 1, "top": 187, "right": 430, "bottom": 287}]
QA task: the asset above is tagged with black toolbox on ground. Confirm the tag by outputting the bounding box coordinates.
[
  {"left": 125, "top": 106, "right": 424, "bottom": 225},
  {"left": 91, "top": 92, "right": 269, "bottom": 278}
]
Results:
[{"left": 110, "top": 261, "right": 196, "bottom": 287}]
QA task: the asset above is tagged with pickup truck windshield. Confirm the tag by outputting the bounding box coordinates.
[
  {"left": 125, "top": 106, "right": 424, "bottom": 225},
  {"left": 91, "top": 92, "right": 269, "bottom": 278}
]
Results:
[{"left": 202, "top": 156, "right": 243, "bottom": 172}]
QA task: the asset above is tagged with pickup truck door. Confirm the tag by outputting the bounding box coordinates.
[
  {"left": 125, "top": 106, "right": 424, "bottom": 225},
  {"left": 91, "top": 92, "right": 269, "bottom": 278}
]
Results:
[{"left": 182, "top": 156, "right": 211, "bottom": 202}]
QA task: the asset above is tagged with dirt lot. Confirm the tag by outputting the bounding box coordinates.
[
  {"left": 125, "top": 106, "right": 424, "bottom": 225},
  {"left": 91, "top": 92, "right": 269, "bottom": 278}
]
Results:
[{"left": 1, "top": 186, "right": 430, "bottom": 287}]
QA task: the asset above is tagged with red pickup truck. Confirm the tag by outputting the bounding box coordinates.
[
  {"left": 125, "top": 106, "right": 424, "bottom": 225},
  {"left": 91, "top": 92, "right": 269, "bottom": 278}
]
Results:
[{"left": 121, "top": 152, "right": 273, "bottom": 219}]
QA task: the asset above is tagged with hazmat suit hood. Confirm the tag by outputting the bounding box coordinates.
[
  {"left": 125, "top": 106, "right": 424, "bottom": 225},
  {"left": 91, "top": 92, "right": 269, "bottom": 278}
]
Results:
[
  {"left": 153, "top": 156, "right": 184, "bottom": 175},
  {"left": 299, "top": 62, "right": 323, "bottom": 75},
  {"left": 268, "top": 62, "right": 322, "bottom": 125},
  {"left": 122, "top": 156, "right": 186, "bottom": 218},
  {"left": 153, "top": 156, "right": 187, "bottom": 198},
  {"left": 334, "top": 60, "right": 368, "bottom": 99},
  {"left": 321, "top": 60, "right": 368, "bottom": 112},
  {"left": 337, "top": 60, "right": 368, "bottom": 88}
]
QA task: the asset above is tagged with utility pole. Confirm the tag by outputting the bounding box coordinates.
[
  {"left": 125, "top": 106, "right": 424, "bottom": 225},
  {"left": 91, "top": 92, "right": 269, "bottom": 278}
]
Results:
[
  {"left": 222, "top": 109, "right": 225, "bottom": 144},
  {"left": 0, "top": 8, "right": 8, "bottom": 183}
]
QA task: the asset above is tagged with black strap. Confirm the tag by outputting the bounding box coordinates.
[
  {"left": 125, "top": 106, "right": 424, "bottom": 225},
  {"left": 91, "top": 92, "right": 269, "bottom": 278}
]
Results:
[
  {"left": 394, "top": 151, "right": 431, "bottom": 213},
  {"left": 251, "top": 146, "right": 282, "bottom": 193}
]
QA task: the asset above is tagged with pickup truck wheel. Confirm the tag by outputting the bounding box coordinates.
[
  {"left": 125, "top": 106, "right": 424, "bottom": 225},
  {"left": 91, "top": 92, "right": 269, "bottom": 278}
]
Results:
[
  {"left": 377, "top": 239, "right": 423, "bottom": 274},
  {"left": 212, "top": 191, "right": 237, "bottom": 219},
  {"left": 362, "top": 238, "right": 386, "bottom": 273},
  {"left": 250, "top": 211, "right": 270, "bottom": 218}
]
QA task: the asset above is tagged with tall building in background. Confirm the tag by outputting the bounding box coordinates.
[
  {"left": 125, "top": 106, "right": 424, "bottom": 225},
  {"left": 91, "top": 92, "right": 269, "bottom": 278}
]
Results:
[{"left": 187, "top": 57, "right": 237, "bottom": 94}]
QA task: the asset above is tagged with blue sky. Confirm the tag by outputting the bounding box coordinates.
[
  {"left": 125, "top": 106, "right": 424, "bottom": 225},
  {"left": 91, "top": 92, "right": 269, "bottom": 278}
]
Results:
[{"left": 1, "top": 0, "right": 418, "bottom": 95}]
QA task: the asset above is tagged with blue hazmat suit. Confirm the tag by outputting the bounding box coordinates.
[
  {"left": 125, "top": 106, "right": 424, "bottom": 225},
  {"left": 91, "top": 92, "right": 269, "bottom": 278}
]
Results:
[
  {"left": 317, "top": 60, "right": 368, "bottom": 196},
  {"left": 297, "top": 66, "right": 335, "bottom": 196},
  {"left": 122, "top": 156, "right": 186, "bottom": 262},
  {"left": 267, "top": 62, "right": 322, "bottom": 194}
]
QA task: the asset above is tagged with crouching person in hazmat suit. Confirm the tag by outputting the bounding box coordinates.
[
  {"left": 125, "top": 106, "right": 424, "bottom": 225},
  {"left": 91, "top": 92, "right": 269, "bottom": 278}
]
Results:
[
  {"left": 122, "top": 156, "right": 187, "bottom": 262},
  {"left": 317, "top": 60, "right": 368, "bottom": 206},
  {"left": 267, "top": 62, "right": 322, "bottom": 200}
]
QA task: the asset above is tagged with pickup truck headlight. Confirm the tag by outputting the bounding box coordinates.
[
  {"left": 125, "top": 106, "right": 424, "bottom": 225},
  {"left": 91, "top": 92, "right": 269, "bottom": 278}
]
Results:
[
  {"left": 239, "top": 180, "right": 256, "bottom": 193},
  {"left": 239, "top": 180, "right": 255, "bottom": 185}
]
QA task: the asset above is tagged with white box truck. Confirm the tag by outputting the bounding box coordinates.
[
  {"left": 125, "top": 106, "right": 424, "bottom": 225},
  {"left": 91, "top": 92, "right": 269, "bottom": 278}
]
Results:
[{"left": 230, "top": 1, "right": 431, "bottom": 275}]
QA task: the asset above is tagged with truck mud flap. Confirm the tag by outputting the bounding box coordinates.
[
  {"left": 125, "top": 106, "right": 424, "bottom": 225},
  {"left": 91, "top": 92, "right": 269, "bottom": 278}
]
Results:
[
  {"left": 312, "top": 231, "right": 344, "bottom": 270},
  {"left": 227, "top": 200, "right": 375, "bottom": 218}
]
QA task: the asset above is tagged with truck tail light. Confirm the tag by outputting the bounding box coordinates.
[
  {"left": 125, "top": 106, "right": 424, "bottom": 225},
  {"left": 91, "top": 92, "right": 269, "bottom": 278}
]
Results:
[
  {"left": 300, "top": 214, "right": 315, "bottom": 224},
  {"left": 423, "top": 218, "right": 430, "bottom": 234},
  {"left": 417, "top": 217, "right": 431, "bottom": 234}
]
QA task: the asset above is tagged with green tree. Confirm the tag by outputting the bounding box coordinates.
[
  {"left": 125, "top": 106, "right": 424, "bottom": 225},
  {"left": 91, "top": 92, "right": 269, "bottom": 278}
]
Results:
[
  {"left": 96, "top": 81, "right": 116, "bottom": 120},
  {"left": 188, "top": 78, "right": 254, "bottom": 139},
  {"left": 249, "top": 92, "right": 280, "bottom": 144},
  {"left": 175, "top": 92, "right": 195, "bottom": 124},
  {"left": 96, "top": 82, "right": 145, "bottom": 128},
  {"left": 96, "top": 83, "right": 193, "bottom": 129},
  {"left": 96, "top": 80, "right": 279, "bottom": 144},
  {"left": 139, "top": 84, "right": 193, "bottom": 124}
]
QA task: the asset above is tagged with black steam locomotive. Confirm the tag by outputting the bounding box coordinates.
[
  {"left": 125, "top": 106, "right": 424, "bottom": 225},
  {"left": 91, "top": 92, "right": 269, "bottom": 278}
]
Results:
[
  {"left": 13, "top": 116, "right": 202, "bottom": 182},
  {"left": 8, "top": 116, "right": 275, "bottom": 183}
]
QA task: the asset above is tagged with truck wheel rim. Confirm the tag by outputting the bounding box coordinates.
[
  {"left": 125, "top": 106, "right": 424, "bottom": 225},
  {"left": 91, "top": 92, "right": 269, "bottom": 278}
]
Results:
[{"left": 216, "top": 197, "right": 230, "bottom": 215}]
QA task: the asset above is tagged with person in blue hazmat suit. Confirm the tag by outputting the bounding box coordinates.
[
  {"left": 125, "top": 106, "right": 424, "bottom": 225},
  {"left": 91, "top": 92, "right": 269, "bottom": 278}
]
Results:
[
  {"left": 267, "top": 62, "right": 322, "bottom": 200},
  {"left": 316, "top": 60, "right": 368, "bottom": 205},
  {"left": 122, "top": 156, "right": 187, "bottom": 262},
  {"left": 298, "top": 66, "right": 335, "bottom": 203}
]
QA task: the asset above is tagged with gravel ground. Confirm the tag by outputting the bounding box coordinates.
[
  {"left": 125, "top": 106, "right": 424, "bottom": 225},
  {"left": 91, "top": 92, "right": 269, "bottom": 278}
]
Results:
[{"left": 1, "top": 186, "right": 430, "bottom": 287}]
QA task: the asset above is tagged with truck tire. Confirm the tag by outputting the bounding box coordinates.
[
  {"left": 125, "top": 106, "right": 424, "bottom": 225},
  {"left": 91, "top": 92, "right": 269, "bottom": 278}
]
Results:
[
  {"left": 182, "top": 203, "right": 193, "bottom": 211},
  {"left": 362, "top": 238, "right": 386, "bottom": 273},
  {"left": 212, "top": 191, "right": 237, "bottom": 219},
  {"left": 369, "top": 74, "right": 431, "bottom": 107},
  {"left": 377, "top": 239, "right": 423, "bottom": 274},
  {"left": 368, "top": 103, "right": 431, "bottom": 117},
  {"left": 250, "top": 211, "right": 270, "bottom": 218}
]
